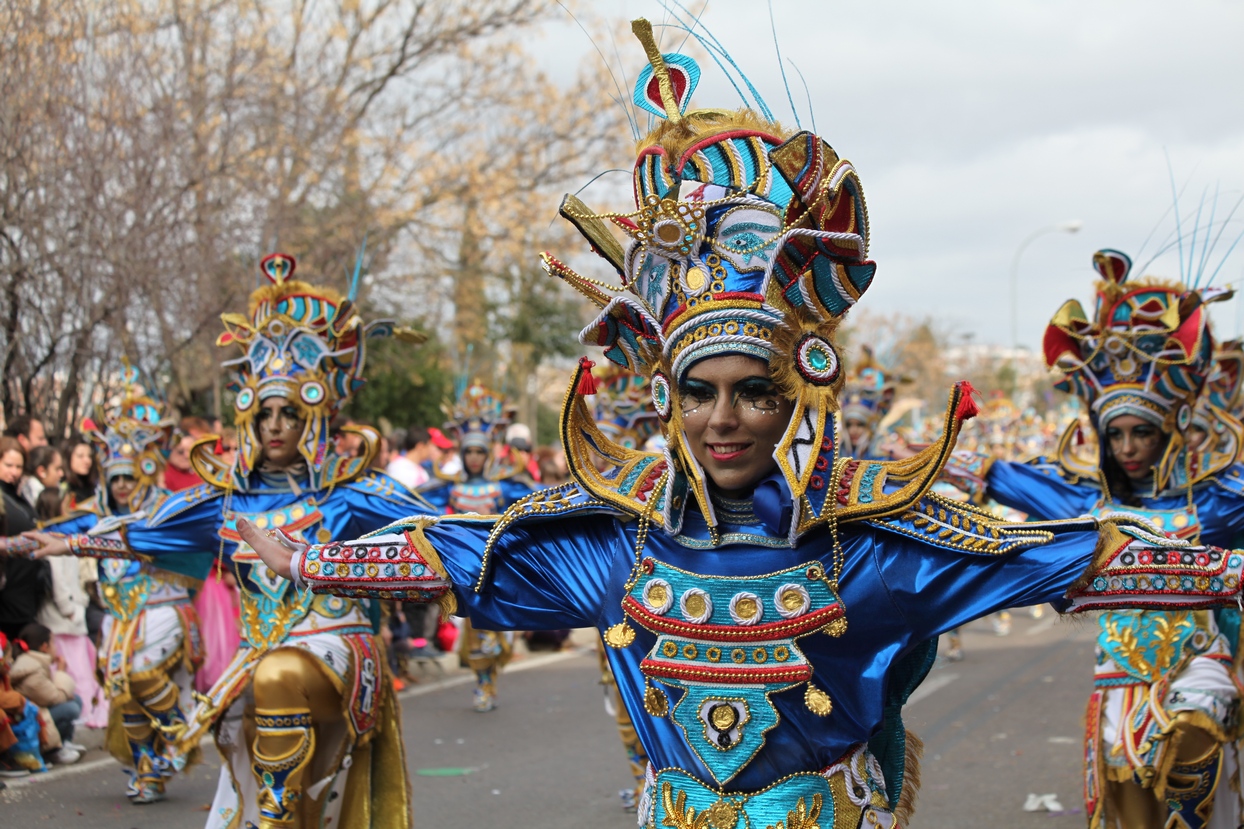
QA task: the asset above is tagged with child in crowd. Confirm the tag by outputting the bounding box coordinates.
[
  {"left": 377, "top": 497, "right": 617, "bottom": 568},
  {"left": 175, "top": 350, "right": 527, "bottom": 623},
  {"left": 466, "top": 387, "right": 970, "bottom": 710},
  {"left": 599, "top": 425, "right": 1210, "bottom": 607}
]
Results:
[
  {"left": 21, "top": 445, "right": 62, "bottom": 506},
  {"left": 34, "top": 489, "right": 107, "bottom": 728},
  {"left": 9, "top": 623, "right": 83, "bottom": 764}
]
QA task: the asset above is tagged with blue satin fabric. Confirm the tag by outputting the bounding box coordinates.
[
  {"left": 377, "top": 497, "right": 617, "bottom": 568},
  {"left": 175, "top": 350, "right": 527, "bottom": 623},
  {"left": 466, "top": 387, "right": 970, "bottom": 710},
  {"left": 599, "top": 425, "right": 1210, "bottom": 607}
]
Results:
[
  {"left": 429, "top": 505, "right": 1098, "bottom": 792},
  {"left": 98, "top": 472, "right": 433, "bottom": 584},
  {"left": 986, "top": 460, "right": 1244, "bottom": 547}
]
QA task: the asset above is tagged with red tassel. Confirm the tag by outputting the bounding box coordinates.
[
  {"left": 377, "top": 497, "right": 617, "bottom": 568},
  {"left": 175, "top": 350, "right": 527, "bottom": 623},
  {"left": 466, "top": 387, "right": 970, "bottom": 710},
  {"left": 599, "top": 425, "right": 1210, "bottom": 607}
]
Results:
[
  {"left": 954, "top": 380, "right": 980, "bottom": 421},
  {"left": 213, "top": 438, "right": 224, "bottom": 455},
  {"left": 576, "top": 357, "right": 598, "bottom": 395}
]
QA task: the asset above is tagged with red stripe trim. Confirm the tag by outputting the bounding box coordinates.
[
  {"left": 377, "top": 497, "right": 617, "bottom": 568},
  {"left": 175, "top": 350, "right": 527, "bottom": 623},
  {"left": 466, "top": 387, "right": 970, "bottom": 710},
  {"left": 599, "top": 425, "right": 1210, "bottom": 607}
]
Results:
[{"left": 624, "top": 596, "right": 843, "bottom": 641}]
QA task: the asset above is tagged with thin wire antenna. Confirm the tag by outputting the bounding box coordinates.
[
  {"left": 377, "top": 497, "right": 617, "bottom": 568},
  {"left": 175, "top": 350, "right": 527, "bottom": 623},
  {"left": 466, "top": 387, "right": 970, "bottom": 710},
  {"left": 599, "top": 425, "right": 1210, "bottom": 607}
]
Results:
[
  {"left": 1186, "top": 185, "right": 1208, "bottom": 286},
  {"left": 1207, "top": 223, "right": 1244, "bottom": 285},
  {"left": 787, "top": 59, "right": 817, "bottom": 134},
  {"left": 572, "top": 168, "right": 631, "bottom": 198},
  {"left": 768, "top": 0, "right": 801, "bottom": 128},
  {"left": 555, "top": 0, "right": 639, "bottom": 140},
  {"left": 653, "top": 22, "right": 750, "bottom": 109},
  {"left": 1165, "top": 149, "right": 1186, "bottom": 284},
  {"left": 659, "top": 0, "right": 775, "bottom": 119},
  {"left": 1201, "top": 193, "right": 1244, "bottom": 275},
  {"left": 675, "top": 0, "right": 710, "bottom": 53},
  {"left": 1196, "top": 182, "right": 1222, "bottom": 283},
  {"left": 605, "top": 23, "right": 638, "bottom": 135}
]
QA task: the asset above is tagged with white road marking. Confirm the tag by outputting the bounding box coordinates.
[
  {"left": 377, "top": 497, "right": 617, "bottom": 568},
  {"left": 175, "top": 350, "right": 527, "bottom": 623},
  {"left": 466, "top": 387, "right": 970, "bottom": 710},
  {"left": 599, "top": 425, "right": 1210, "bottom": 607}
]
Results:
[{"left": 907, "top": 672, "right": 960, "bottom": 706}]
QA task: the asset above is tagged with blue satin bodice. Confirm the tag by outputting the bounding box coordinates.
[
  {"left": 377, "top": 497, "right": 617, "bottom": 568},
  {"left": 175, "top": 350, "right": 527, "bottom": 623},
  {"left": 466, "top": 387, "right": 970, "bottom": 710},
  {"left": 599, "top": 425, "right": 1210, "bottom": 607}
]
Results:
[{"left": 425, "top": 495, "right": 1100, "bottom": 792}]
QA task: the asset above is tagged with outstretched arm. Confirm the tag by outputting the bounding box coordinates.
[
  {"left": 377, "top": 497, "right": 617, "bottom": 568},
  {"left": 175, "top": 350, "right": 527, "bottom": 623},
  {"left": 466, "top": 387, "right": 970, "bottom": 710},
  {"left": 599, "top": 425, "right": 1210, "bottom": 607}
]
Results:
[
  {"left": 874, "top": 509, "right": 1244, "bottom": 641},
  {"left": 942, "top": 451, "right": 1100, "bottom": 519},
  {"left": 241, "top": 504, "right": 625, "bottom": 632}
]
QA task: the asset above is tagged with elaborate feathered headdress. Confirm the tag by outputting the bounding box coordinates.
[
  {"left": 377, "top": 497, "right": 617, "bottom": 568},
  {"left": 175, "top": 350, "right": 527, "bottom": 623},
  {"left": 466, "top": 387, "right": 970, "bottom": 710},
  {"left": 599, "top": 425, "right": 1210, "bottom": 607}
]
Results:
[
  {"left": 89, "top": 363, "right": 173, "bottom": 508},
  {"left": 216, "top": 252, "right": 423, "bottom": 488},
  {"left": 1043, "top": 248, "right": 1231, "bottom": 488},
  {"left": 547, "top": 20, "right": 976, "bottom": 539},
  {"left": 444, "top": 380, "right": 508, "bottom": 453}
]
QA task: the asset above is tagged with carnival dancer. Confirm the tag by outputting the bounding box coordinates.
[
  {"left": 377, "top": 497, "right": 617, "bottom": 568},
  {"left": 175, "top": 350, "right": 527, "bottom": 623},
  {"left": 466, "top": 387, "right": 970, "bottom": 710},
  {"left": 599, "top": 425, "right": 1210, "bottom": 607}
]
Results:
[
  {"left": 591, "top": 365, "right": 658, "bottom": 810},
  {"left": 242, "top": 24, "right": 1244, "bottom": 829},
  {"left": 838, "top": 346, "right": 900, "bottom": 461},
  {"left": 419, "top": 381, "right": 536, "bottom": 712},
  {"left": 942, "top": 249, "right": 1244, "bottom": 828},
  {"left": 43, "top": 368, "right": 203, "bottom": 803},
  {"left": 29, "top": 253, "right": 433, "bottom": 829}
]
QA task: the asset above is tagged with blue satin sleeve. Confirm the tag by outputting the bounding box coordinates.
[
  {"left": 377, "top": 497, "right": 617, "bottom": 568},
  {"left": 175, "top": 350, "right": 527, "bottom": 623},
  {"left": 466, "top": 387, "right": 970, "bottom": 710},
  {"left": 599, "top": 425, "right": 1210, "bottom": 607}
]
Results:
[
  {"left": 501, "top": 478, "right": 537, "bottom": 509},
  {"left": 426, "top": 515, "right": 626, "bottom": 631},
  {"left": 120, "top": 495, "right": 227, "bottom": 582},
  {"left": 43, "top": 511, "right": 99, "bottom": 535},
  {"left": 415, "top": 480, "right": 451, "bottom": 511},
  {"left": 871, "top": 523, "right": 1099, "bottom": 639},
  {"left": 986, "top": 459, "right": 1101, "bottom": 520},
  {"left": 336, "top": 472, "right": 438, "bottom": 536},
  {"left": 1193, "top": 468, "right": 1244, "bottom": 547}
]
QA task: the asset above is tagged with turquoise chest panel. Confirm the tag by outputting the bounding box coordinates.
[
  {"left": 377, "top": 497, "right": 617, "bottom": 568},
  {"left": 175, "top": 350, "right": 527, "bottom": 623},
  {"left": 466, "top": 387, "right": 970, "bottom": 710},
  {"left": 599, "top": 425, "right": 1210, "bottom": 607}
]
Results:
[
  {"left": 449, "top": 481, "right": 504, "bottom": 514},
  {"left": 220, "top": 499, "right": 324, "bottom": 648},
  {"left": 1096, "top": 610, "right": 1201, "bottom": 685},
  {"left": 625, "top": 557, "right": 845, "bottom": 786}
]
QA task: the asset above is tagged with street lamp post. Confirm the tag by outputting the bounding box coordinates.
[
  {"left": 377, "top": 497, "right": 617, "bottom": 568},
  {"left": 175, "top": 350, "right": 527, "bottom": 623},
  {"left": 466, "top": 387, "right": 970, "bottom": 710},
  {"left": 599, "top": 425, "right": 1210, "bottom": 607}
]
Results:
[{"left": 1010, "top": 220, "right": 1083, "bottom": 349}]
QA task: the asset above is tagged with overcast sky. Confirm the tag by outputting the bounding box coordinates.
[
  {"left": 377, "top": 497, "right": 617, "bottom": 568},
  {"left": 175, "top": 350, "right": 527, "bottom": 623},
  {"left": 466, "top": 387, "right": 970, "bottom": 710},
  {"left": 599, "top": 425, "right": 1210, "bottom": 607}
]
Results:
[{"left": 531, "top": 0, "right": 1244, "bottom": 348}]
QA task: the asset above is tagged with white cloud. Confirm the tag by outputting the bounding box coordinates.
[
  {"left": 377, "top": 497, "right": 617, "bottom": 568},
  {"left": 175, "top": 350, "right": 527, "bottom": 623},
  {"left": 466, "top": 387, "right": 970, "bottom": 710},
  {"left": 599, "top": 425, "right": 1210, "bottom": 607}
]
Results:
[{"left": 539, "top": 0, "right": 1244, "bottom": 344}]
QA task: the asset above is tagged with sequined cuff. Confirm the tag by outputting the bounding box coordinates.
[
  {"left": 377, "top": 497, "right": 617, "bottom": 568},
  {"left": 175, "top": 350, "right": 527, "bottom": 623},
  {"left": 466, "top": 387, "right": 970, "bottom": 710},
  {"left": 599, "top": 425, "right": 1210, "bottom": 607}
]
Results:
[
  {"left": 941, "top": 450, "right": 993, "bottom": 503},
  {"left": 0, "top": 536, "right": 38, "bottom": 556},
  {"left": 67, "top": 532, "right": 137, "bottom": 560},
  {"left": 295, "top": 527, "right": 453, "bottom": 603},
  {"left": 1064, "top": 518, "right": 1243, "bottom": 613}
]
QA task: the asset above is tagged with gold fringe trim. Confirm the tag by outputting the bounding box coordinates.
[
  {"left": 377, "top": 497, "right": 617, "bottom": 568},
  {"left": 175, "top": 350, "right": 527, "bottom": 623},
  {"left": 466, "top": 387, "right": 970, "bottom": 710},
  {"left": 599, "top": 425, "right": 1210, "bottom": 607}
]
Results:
[
  {"left": 1068, "top": 520, "right": 1129, "bottom": 594},
  {"left": 402, "top": 519, "right": 458, "bottom": 618},
  {"left": 894, "top": 728, "right": 924, "bottom": 825}
]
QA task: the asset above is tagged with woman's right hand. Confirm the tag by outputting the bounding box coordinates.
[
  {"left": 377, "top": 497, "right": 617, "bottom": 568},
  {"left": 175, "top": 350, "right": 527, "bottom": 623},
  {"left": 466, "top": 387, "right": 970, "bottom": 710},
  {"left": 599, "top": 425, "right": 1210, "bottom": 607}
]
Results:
[{"left": 21, "top": 531, "right": 71, "bottom": 559}]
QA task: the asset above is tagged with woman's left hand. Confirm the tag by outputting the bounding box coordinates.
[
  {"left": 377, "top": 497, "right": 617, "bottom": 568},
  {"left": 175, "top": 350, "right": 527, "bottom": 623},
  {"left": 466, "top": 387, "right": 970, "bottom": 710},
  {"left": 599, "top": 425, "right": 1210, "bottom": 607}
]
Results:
[{"left": 237, "top": 518, "right": 295, "bottom": 580}]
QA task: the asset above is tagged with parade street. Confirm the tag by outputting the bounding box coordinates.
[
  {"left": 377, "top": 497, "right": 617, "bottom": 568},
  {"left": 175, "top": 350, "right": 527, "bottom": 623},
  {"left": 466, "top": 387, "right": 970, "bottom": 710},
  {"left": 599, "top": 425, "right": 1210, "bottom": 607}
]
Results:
[{"left": 2, "top": 613, "right": 1095, "bottom": 828}]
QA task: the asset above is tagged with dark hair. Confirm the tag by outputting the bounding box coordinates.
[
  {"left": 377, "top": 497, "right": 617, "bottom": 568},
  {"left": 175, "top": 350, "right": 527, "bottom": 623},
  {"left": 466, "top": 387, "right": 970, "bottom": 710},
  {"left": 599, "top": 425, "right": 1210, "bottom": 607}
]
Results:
[
  {"left": 61, "top": 435, "right": 99, "bottom": 500},
  {"left": 35, "top": 487, "right": 62, "bottom": 521},
  {"left": 3, "top": 414, "right": 40, "bottom": 441},
  {"left": 26, "top": 445, "right": 60, "bottom": 478},
  {"left": 404, "top": 426, "right": 430, "bottom": 452},
  {"left": 16, "top": 622, "right": 51, "bottom": 652}
]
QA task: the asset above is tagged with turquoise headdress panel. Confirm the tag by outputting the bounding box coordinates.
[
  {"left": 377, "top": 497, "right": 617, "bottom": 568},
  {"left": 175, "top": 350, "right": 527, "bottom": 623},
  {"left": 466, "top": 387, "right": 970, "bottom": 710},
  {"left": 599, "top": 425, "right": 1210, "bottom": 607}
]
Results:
[
  {"left": 217, "top": 253, "right": 424, "bottom": 488},
  {"left": 89, "top": 364, "right": 173, "bottom": 508},
  {"left": 547, "top": 19, "right": 879, "bottom": 539}
]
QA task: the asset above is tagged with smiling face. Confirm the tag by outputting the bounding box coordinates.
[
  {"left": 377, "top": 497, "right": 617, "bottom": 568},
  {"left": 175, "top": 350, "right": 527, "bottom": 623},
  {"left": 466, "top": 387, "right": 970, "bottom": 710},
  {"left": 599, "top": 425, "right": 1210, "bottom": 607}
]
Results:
[
  {"left": 678, "top": 354, "right": 794, "bottom": 498},
  {"left": 1103, "top": 413, "right": 1166, "bottom": 482},
  {"left": 255, "top": 397, "right": 305, "bottom": 470},
  {"left": 69, "top": 443, "right": 93, "bottom": 477}
]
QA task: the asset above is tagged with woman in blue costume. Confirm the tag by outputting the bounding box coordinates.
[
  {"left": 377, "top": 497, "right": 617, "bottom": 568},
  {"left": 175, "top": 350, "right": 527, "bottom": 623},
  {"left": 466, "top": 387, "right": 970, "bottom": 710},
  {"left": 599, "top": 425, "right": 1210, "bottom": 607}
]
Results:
[
  {"left": 838, "top": 347, "right": 899, "bottom": 462},
  {"left": 29, "top": 253, "right": 434, "bottom": 829},
  {"left": 44, "top": 368, "right": 204, "bottom": 804},
  {"left": 246, "top": 24, "right": 1244, "bottom": 829},
  {"left": 418, "top": 381, "right": 537, "bottom": 711},
  {"left": 942, "top": 249, "right": 1244, "bottom": 828}
]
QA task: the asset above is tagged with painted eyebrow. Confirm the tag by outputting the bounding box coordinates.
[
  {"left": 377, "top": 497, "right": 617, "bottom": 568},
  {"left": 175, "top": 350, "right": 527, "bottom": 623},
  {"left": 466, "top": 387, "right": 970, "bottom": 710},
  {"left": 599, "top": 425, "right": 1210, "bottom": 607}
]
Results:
[{"left": 679, "top": 378, "right": 717, "bottom": 392}]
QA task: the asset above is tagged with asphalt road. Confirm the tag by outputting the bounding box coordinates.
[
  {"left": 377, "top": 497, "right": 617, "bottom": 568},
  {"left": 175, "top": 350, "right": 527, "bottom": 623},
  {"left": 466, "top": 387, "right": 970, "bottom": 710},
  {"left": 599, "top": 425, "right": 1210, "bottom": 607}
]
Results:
[{"left": 1, "top": 611, "right": 1096, "bottom": 828}]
